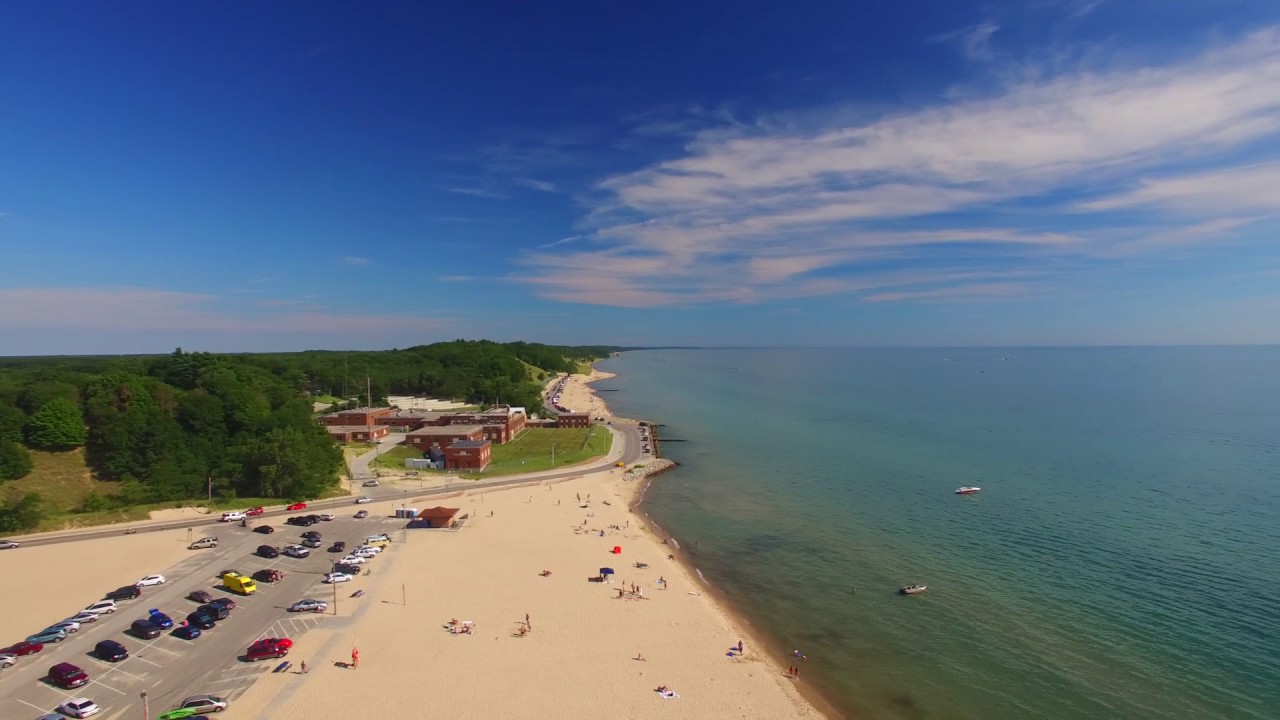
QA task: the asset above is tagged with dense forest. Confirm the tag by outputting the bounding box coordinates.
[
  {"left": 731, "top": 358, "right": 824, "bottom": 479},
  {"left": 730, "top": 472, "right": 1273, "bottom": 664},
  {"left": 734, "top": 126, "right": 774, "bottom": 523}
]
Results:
[{"left": 0, "top": 340, "right": 623, "bottom": 530}]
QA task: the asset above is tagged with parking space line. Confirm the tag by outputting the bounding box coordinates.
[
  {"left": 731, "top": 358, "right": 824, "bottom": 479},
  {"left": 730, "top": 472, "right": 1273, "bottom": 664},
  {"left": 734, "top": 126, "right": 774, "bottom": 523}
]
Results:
[
  {"left": 17, "top": 698, "right": 49, "bottom": 713},
  {"left": 134, "top": 656, "right": 163, "bottom": 668},
  {"left": 90, "top": 678, "right": 127, "bottom": 696}
]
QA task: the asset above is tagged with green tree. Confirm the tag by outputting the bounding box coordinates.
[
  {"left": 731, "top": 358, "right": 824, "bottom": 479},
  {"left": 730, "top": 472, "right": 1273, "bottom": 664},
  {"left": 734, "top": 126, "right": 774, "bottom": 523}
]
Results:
[
  {"left": 25, "top": 398, "right": 86, "bottom": 449},
  {"left": 0, "top": 492, "right": 43, "bottom": 531},
  {"left": 0, "top": 440, "right": 34, "bottom": 480},
  {"left": 0, "top": 404, "right": 25, "bottom": 444}
]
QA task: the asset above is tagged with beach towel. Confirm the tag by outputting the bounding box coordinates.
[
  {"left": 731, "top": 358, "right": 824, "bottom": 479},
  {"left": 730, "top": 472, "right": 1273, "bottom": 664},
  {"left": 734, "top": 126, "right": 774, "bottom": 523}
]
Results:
[{"left": 658, "top": 690, "right": 680, "bottom": 699}]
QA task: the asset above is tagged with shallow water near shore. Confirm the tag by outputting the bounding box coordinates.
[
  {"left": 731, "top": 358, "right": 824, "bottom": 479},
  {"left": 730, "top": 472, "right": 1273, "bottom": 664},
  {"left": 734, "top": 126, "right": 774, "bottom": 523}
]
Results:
[{"left": 598, "top": 347, "right": 1280, "bottom": 720}]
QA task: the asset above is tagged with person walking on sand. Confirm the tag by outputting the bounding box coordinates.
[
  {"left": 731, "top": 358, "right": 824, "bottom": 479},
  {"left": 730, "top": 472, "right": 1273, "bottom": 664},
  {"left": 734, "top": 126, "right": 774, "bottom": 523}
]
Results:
[
  {"left": 737, "top": 640, "right": 744, "bottom": 653},
  {"left": 300, "top": 660, "right": 308, "bottom": 674},
  {"left": 351, "top": 648, "right": 359, "bottom": 669},
  {"left": 525, "top": 612, "right": 531, "bottom": 630}
]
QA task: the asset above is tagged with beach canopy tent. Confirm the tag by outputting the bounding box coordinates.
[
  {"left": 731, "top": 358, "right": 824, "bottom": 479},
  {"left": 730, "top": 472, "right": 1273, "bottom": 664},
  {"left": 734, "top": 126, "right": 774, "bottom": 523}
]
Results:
[
  {"left": 599, "top": 567, "right": 615, "bottom": 576},
  {"left": 612, "top": 546, "right": 622, "bottom": 554}
]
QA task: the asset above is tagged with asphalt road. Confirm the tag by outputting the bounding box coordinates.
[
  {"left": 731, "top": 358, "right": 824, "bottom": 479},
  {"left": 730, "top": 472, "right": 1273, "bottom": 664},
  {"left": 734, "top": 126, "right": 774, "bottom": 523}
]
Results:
[
  {"left": 0, "top": 512, "right": 402, "bottom": 720},
  {"left": 14, "top": 423, "right": 645, "bottom": 550}
]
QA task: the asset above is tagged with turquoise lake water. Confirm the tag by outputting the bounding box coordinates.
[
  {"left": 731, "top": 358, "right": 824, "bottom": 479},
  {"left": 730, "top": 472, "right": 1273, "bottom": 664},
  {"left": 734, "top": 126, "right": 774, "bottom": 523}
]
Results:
[{"left": 595, "top": 348, "right": 1280, "bottom": 720}]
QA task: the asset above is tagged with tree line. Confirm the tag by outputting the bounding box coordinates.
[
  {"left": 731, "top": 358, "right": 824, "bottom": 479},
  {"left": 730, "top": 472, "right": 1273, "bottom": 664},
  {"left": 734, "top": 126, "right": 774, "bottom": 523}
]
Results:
[{"left": 0, "top": 340, "right": 625, "bottom": 530}]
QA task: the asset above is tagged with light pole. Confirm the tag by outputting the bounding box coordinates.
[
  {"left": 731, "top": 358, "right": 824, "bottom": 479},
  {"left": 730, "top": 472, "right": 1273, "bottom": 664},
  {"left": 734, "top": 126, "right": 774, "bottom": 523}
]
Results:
[
  {"left": 551, "top": 443, "right": 556, "bottom": 468},
  {"left": 141, "top": 691, "right": 149, "bottom": 720}
]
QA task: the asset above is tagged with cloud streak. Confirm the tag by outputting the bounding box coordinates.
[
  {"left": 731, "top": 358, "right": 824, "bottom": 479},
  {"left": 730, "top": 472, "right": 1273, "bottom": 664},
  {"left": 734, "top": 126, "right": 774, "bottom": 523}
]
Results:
[{"left": 517, "top": 27, "right": 1280, "bottom": 307}]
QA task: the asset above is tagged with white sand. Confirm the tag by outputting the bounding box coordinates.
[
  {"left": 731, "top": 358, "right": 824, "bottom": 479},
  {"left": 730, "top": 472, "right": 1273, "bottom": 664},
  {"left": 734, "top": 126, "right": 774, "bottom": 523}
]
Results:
[
  {"left": 0, "top": 530, "right": 193, "bottom": 642},
  {"left": 232, "top": 469, "right": 824, "bottom": 719}
]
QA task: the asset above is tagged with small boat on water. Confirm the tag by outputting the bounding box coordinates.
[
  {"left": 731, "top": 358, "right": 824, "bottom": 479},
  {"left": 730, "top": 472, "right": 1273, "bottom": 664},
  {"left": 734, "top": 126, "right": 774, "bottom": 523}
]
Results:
[
  {"left": 955, "top": 486, "right": 981, "bottom": 494},
  {"left": 899, "top": 584, "right": 928, "bottom": 595}
]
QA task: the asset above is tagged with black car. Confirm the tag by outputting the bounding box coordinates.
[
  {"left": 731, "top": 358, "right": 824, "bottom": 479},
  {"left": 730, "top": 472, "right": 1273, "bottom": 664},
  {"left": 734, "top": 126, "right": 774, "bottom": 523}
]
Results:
[
  {"left": 198, "top": 603, "right": 230, "bottom": 620},
  {"left": 301, "top": 530, "right": 321, "bottom": 540},
  {"left": 186, "top": 612, "right": 217, "bottom": 629},
  {"left": 208, "top": 598, "right": 236, "bottom": 613},
  {"left": 188, "top": 590, "right": 214, "bottom": 604},
  {"left": 172, "top": 624, "right": 202, "bottom": 640},
  {"left": 333, "top": 563, "right": 361, "bottom": 575},
  {"left": 95, "top": 639, "right": 128, "bottom": 662},
  {"left": 257, "top": 545, "right": 279, "bottom": 558},
  {"left": 328, "top": 541, "right": 346, "bottom": 553},
  {"left": 129, "top": 619, "right": 162, "bottom": 639},
  {"left": 107, "top": 585, "right": 142, "bottom": 601},
  {"left": 254, "top": 525, "right": 275, "bottom": 534}
]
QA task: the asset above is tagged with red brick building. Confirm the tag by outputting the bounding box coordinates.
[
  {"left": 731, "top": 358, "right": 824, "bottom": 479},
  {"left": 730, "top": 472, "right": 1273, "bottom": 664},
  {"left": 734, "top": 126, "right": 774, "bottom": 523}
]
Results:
[
  {"left": 377, "top": 410, "right": 449, "bottom": 430},
  {"left": 444, "top": 440, "right": 492, "bottom": 471},
  {"left": 413, "top": 506, "right": 461, "bottom": 528},
  {"left": 320, "top": 407, "right": 394, "bottom": 427},
  {"left": 405, "top": 424, "right": 486, "bottom": 450},
  {"left": 325, "top": 425, "right": 391, "bottom": 442},
  {"left": 555, "top": 413, "right": 591, "bottom": 428}
]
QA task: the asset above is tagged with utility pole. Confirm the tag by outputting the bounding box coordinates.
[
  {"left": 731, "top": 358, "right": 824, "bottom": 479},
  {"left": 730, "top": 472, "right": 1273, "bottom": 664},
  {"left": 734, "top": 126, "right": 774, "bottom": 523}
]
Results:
[
  {"left": 551, "top": 443, "right": 556, "bottom": 467},
  {"left": 141, "top": 691, "right": 149, "bottom": 720},
  {"left": 207, "top": 475, "right": 212, "bottom": 503}
]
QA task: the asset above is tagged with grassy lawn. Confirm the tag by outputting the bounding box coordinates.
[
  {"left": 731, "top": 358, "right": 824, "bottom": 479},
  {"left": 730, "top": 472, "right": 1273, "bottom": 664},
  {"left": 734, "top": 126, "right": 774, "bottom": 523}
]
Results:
[
  {"left": 311, "top": 394, "right": 344, "bottom": 405},
  {"left": 469, "top": 426, "right": 611, "bottom": 478},
  {"left": 373, "top": 444, "right": 426, "bottom": 469}
]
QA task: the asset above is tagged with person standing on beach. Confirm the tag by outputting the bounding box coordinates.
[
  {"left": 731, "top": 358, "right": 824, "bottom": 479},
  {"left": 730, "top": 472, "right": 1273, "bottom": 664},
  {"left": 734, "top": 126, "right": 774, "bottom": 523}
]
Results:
[
  {"left": 300, "top": 660, "right": 308, "bottom": 674},
  {"left": 525, "top": 612, "right": 531, "bottom": 630},
  {"left": 737, "top": 640, "right": 744, "bottom": 653},
  {"left": 351, "top": 647, "right": 359, "bottom": 669}
]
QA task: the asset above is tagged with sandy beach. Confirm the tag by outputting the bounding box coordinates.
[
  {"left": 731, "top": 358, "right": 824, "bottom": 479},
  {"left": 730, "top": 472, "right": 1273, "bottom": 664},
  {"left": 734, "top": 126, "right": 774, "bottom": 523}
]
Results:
[
  {"left": 235, "top": 370, "right": 826, "bottom": 719},
  {"left": 1, "top": 370, "right": 828, "bottom": 719}
]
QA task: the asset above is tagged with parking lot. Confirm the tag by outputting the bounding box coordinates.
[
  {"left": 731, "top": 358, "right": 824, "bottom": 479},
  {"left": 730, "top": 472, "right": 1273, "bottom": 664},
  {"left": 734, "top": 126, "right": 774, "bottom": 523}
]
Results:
[{"left": 0, "top": 511, "right": 401, "bottom": 719}]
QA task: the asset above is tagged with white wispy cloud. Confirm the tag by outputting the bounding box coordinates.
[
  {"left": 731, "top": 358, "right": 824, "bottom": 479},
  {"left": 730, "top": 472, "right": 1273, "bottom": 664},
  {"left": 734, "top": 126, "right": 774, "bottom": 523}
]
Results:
[
  {"left": 517, "top": 27, "right": 1280, "bottom": 307},
  {"left": 0, "top": 287, "right": 452, "bottom": 335},
  {"left": 341, "top": 256, "right": 371, "bottom": 266},
  {"left": 931, "top": 21, "right": 1002, "bottom": 62},
  {"left": 515, "top": 178, "right": 558, "bottom": 192}
]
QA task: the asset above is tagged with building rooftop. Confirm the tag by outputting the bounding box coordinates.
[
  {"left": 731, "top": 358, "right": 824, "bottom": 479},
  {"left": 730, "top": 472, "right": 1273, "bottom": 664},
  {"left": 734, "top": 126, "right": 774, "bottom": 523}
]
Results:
[
  {"left": 406, "top": 424, "right": 485, "bottom": 436},
  {"left": 323, "top": 424, "right": 387, "bottom": 432},
  {"left": 449, "top": 440, "right": 491, "bottom": 449}
]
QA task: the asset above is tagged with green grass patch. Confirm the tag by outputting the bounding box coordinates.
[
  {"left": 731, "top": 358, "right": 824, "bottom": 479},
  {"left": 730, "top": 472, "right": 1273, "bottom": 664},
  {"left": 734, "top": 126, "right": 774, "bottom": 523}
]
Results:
[
  {"left": 4, "top": 448, "right": 121, "bottom": 515},
  {"left": 467, "top": 426, "right": 611, "bottom": 478},
  {"left": 311, "top": 394, "right": 344, "bottom": 405},
  {"left": 373, "top": 444, "right": 426, "bottom": 469}
]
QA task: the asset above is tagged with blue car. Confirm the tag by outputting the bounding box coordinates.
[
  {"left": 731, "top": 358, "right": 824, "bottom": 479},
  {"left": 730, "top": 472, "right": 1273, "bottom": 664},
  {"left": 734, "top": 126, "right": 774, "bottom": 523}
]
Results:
[
  {"left": 148, "top": 609, "right": 174, "bottom": 629},
  {"left": 172, "top": 625, "right": 202, "bottom": 640}
]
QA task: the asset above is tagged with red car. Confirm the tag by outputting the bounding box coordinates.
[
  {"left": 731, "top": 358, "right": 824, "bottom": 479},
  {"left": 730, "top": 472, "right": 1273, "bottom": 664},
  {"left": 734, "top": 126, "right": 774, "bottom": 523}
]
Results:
[
  {"left": 3, "top": 640, "right": 43, "bottom": 655},
  {"left": 245, "top": 507, "right": 265, "bottom": 516},
  {"left": 246, "top": 637, "right": 292, "bottom": 661},
  {"left": 286, "top": 502, "right": 307, "bottom": 511}
]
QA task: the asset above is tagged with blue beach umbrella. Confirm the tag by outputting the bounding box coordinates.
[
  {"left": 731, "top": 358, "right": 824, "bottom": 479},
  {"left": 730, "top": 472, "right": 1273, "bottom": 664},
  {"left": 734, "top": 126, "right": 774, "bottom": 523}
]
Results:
[{"left": 600, "top": 567, "right": 615, "bottom": 575}]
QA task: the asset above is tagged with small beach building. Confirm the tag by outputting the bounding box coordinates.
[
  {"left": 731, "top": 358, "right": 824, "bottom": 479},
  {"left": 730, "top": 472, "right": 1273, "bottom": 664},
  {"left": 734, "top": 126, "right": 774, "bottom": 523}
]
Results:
[
  {"left": 444, "top": 439, "right": 492, "bottom": 471},
  {"left": 414, "top": 506, "right": 461, "bottom": 528}
]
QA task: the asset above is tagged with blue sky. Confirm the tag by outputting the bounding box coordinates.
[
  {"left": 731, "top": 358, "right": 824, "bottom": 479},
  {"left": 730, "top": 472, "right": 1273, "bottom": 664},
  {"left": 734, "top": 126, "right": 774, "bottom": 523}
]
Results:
[{"left": 2, "top": 0, "right": 1279, "bottom": 354}]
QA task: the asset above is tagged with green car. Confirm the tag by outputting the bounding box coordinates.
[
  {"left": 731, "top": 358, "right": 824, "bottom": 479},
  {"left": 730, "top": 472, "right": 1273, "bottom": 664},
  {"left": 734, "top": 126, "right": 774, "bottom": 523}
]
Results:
[{"left": 156, "top": 710, "right": 198, "bottom": 720}]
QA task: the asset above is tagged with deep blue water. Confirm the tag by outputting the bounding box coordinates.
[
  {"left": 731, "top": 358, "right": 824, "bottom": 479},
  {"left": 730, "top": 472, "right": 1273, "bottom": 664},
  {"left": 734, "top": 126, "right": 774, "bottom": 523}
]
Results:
[{"left": 596, "top": 348, "right": 1280, "bottom": 720}]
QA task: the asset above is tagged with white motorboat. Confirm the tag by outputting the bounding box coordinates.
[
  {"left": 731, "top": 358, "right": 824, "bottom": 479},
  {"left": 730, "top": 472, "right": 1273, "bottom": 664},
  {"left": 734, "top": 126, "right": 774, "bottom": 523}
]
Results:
[
  {"left": 899, "top": 584, "right": 928, "bottom": 595},
  {"left": 955, "top": 486, "right": 981, "bottom": 494}
]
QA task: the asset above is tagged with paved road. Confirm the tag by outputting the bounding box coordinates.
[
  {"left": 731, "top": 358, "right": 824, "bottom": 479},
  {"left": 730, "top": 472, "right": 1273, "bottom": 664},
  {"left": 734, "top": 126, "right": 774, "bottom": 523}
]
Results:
[
  {"left": 0, "top": 512, "right": 402, "bottom": 720},
  {"left": 12, "top": 424, "right": 644, "bottom": 550}
]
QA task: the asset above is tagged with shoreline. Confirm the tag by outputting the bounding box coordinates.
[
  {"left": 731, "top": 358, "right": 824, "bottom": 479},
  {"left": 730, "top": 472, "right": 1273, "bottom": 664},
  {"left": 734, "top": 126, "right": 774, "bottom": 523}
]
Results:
[{"left": 584, "top": 363, "right": 845, "bottom": 719}]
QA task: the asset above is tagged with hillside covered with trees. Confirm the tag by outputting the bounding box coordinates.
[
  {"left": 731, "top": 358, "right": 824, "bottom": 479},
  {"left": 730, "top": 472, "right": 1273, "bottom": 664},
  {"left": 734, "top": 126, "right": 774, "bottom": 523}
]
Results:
[{"left": 0, "top": 340, "right": 623, "bottom": 530}]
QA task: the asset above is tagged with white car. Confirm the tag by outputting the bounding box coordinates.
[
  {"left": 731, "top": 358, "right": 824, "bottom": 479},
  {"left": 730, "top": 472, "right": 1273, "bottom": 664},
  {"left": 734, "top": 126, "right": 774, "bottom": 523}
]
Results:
[
  {"left": 66, "top": 612, "right": 100, "bottom": 624},
  {"left": 56, "top": 698, "right": 101, "bottom": 718},
  {"left": 136, "top": 574, "right": 166, "bottom": 587},
  {"left": 319, "top": 513, "right": 335, "bottom": 521},
  {"left": 338, "top": 554, "right": 367, "bottom": 565},
  {"left": 49, "top": 620, "right": 80, "bottom": 634},
  {"left": 323, "top": 572, "right": 353, "bottom": 584},
  {"left": 289, "top": 599, "right": 328, "bottom": 613},
  {"left": 0, "top": 540, "right": 19, "bottom": 549},
  {"left": 366, "top": 533, "right": 390, "bottom": 543},
  {"left": 0, "top": 652, "right": 15, "bottom": 668},
  {"left": 283, "top": 545, "right": 310, "bottom": 559},
  {"left": 220, "top": 511, "right": 246, "bottom": 522},
  {"left": 353, "top": 545, "right": 382, "bottom": 555},
  {"left": 352, "top": 547, "right": 379, "bottom": 558},
  {"left": 83, "top": 600, "right": 117, "bottom": 615},
  {"left": 355, "top": 496, "right": 372, "bottom": 504}
]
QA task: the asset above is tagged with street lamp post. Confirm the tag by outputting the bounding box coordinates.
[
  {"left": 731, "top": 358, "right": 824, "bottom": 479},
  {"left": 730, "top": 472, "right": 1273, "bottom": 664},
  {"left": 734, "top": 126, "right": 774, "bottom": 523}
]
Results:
[{"left": 141, "top": 691, "right": 149, "bottom": 720}]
